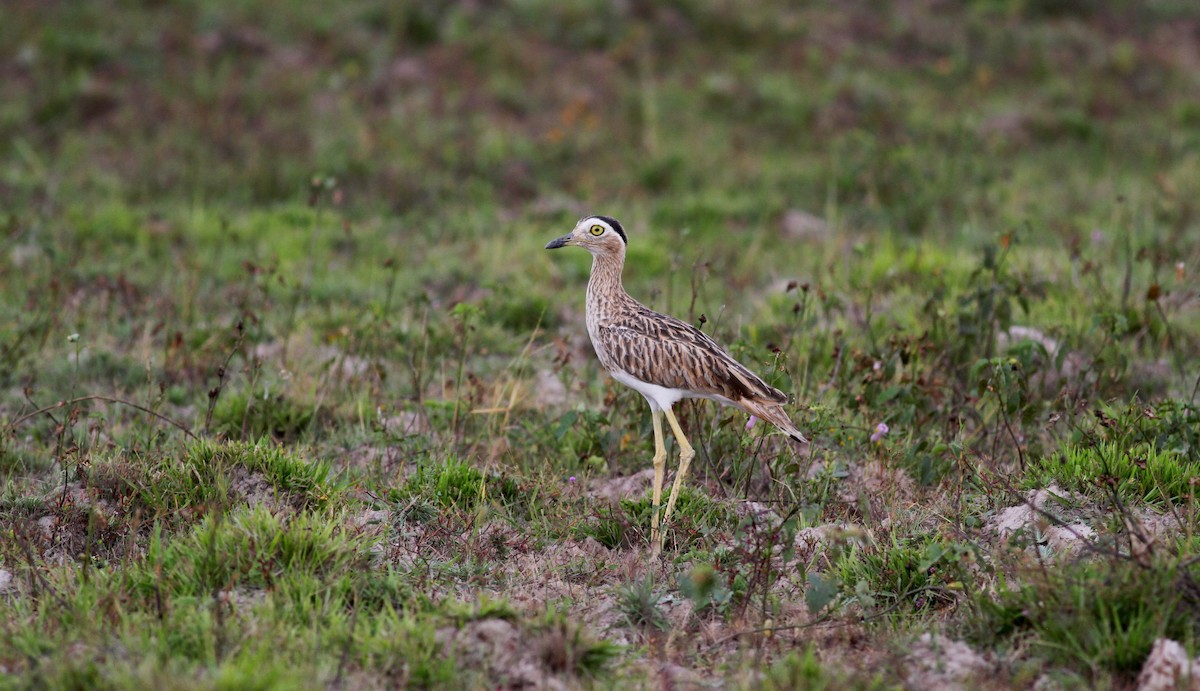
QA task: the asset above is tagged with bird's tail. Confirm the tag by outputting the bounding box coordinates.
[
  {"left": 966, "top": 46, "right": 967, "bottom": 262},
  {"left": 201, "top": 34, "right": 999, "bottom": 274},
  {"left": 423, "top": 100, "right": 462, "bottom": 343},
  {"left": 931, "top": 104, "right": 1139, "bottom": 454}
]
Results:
[{"left": 740, "top": 399, "right": 808, "bottom": 444}]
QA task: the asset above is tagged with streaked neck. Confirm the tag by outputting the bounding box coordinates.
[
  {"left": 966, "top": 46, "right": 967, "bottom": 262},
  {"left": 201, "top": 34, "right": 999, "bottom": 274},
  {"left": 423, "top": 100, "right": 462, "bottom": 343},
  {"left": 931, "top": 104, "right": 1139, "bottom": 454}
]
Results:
[{"left": 586, "top": 250, "right": 627, "bottom": 304}]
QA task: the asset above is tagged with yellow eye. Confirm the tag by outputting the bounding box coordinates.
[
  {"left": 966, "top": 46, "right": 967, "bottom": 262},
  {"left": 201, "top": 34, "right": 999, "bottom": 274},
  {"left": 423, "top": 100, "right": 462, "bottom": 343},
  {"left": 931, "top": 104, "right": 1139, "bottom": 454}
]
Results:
[{"left": 589, "top": 225, "right": 604, "bottom": 236}]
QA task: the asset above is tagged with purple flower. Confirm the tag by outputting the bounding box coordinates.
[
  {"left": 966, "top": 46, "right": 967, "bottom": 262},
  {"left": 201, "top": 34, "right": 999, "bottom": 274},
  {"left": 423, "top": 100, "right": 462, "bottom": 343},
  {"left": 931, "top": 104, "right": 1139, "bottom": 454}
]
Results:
[
  {"left": 870, "top": 423, "right": 889, "bottom": 442},
  {"left": 745, "top": 415, "right": 759, "bottom": 430},
  {"left": 568, "top": 476, "right": 577, "bottom": 484}
]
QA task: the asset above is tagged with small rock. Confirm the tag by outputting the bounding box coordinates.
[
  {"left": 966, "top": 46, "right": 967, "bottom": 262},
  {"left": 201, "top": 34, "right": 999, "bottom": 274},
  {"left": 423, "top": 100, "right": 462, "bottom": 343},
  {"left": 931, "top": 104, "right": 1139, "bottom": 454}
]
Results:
[
  {"left": 988, "top": 484, "right": 1076, "bottom": 537},
  {"left": 906, "top": 633, "right": 990, "bottom": 688},
  {"left": 533, "top": 369, "right": 568, "bottom": 408},
  {"left": 1128, "top": 510, "right": 1187, "bottom": 559},
  {"left": 9, "top": 244, "right": 43, "bottom": 267},
  {"left": 0, "top": 569, "right": 13, "bottom": 593},
  {"left": 37, "top": 515, "right": 58, "bottom": 538},
  {"left": 978, "top": 111, "right": 1033, "bottom": 145},
  {"left": 388, "top": 57, "right": 427, "bottom": 86},
  {"left": 335, "top": 355, "right": 371, "bottom": 378},
  {"left": 588, "top": 468, "right": 654, "bottom": 502},
  {"left": 383, "top": 411, "right": 431, "bottom": 436},
  {"left": 466, "top": 618, "right": 518, "bottom": 646},
  {"left": 1137, "top": 638, "right": 1199, "bottom": 691},
  {"left": 252, "top": 340, "right": 284, "bottom": 362},
  {"left": 578, "top": 536, "right": 611, "bottom": 558},
  {"left": 779, "top": 209, "right": 830, "bottom": 241},
  {"left": 229, "top": 467, "right": 284, "bottom": 512},
  {"left": 354, "top": 509, "right": 391, "bottom": 528},
  {"left": 995, "top": 325, "right": 1089, "bottom": 392},
  {"left": 997, "top": 325, "right": 1061, "bottom": 357},
  {"left": 661, "top": 662, "right": 709, "bottom": 687},
  {"left": 989, "top": 485, "right": 1097, "bottom": 558},
  {"left": 738, "top": 501, "right": 781, "bottom": 523},
  {"left": 317, "top": 345, "right": 370, "bottom": 377},
  {"left": 1042, "top": 524, "right": 1096, "bottom": 554},
  {"left": 794, "top": 523, "right": 867, "bottom": 560}
]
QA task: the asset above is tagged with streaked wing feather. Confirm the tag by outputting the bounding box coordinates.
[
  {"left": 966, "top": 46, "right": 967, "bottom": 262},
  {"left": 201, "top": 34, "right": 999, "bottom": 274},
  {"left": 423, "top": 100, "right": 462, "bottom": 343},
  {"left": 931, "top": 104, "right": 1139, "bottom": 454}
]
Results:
[{"left": 598, "top": 308, "right": 786, "bottom": 404}]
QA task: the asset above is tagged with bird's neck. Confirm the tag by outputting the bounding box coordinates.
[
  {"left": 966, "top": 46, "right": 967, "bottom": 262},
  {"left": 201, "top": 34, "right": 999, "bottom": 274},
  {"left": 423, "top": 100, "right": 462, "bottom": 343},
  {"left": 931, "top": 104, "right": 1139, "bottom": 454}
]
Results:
[{"left": 586, "top": 251, "right": 628, "bottom": 311}]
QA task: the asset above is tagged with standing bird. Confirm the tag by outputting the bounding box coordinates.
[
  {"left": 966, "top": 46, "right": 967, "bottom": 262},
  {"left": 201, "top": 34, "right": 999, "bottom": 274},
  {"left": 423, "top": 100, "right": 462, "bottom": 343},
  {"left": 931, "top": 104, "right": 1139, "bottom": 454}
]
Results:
[{"left": 545, "top": 215, "right": 807, "bottom": 554}]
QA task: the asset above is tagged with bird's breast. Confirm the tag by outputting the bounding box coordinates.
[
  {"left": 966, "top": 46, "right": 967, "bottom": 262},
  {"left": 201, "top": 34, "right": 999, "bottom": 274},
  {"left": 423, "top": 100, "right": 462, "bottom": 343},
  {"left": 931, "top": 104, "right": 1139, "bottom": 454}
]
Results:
[{"left": 584, "top": 309, "right": 614, "bottom": 369}]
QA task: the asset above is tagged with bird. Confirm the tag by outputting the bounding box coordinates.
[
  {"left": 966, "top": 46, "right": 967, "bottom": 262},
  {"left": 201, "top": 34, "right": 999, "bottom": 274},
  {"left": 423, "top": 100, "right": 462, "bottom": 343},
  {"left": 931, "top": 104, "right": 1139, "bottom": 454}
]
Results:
[{"left": 545, "top": 215, "right": 807, "bottom": 554}]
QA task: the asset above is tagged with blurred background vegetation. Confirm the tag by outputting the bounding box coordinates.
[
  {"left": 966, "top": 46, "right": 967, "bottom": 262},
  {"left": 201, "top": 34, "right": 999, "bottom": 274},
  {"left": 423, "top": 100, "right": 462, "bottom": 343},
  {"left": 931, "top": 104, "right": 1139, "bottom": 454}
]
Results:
[{"left": 4, "top": 0, "right": 1199, "bottom": 232}]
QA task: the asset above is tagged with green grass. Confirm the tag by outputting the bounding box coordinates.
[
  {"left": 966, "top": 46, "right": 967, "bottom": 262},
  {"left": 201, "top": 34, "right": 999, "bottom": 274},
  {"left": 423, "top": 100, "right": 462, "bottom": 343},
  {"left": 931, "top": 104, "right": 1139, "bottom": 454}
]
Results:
[
  {"left": 614, "top": 576, "right": 670, "bottom": 632},
  {"left": 970, "top": 558, "right": 1200, "bottom": 681},
  {"left": 835, "top": 536, "right": 972, "bottom": 617},
  {"left": 2, "top": 0, "right": 1200, "bottom": 686},
  {"left": 758, "top": 647, "right": 892, "bottom": 691},
  {"left": 1026, "top": 441, "right": 1197, "bottom": 505},
  {"left": 135, "top": 505, "right": 372, "bottom": 597},
  {"left": 118, "top": 440, "right": 342, "bottom": 521}
]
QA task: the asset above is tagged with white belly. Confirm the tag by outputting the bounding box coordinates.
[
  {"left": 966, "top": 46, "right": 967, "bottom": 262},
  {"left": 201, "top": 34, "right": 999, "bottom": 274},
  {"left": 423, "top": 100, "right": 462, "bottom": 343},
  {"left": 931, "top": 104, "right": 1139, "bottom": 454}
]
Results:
[
  {"left": 610, "top": 370, "right": 687, "bottom": 411},
  {"left": 610, "top": 369, "right": 737, "bottom": 412}
]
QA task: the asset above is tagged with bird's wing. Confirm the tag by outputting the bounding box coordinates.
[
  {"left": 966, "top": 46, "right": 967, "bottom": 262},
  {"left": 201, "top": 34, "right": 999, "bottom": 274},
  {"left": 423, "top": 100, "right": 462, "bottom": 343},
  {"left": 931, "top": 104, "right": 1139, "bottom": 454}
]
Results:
[{"left": 597, "top": 308, "right": 787, "bottom": 404}]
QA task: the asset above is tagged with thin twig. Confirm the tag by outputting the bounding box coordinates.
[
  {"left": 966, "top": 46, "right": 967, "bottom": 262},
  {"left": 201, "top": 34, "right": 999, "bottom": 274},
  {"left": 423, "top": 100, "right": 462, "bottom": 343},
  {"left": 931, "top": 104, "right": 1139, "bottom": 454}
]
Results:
[
  {"left": 5, "top": 395, "right": 198, "bottom": 440},
  {"left": 205, "top": 321, "right": 245, "bottom": 435},
  {"left": 1151, "top": 298, "right": 1189, "bottom": 386},
  {"left": 818, "top": 340, "right": 844, "bottom": 395},
  {"left": 706, "top": 611, "right": 834, "bottom": 650},
  {"left": 707, "top": 582, "right": 952, "bottom": 651},
  {"left": 1000, "top": 406, "right": 1026, "bottom": 471}
]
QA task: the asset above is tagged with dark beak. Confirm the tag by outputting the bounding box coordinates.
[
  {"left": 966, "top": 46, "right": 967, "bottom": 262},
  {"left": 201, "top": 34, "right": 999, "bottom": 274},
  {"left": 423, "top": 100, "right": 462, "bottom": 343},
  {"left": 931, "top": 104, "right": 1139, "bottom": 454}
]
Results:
[{"left": 545, "top": 234, "right": 572, "bottom": 250}]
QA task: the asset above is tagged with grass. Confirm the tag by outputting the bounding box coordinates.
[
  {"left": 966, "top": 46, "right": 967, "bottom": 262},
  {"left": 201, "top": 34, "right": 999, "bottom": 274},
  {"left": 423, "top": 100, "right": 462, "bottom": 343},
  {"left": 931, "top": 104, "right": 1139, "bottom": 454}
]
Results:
[
  {"left": 970, "top": 557, "right": 1200, "bottom": 678},
  {"left": 835, "top": 535, "right": 972, "bottom": 617},
  {"left": 1026, "top": 441, "right": 1197, "bottom": 505},
  {"left": 2, "top": 0, "right": 1200, "bottom": 686},
  {"left": 614, "top": 576, "right": 669, "bottom": 632}
]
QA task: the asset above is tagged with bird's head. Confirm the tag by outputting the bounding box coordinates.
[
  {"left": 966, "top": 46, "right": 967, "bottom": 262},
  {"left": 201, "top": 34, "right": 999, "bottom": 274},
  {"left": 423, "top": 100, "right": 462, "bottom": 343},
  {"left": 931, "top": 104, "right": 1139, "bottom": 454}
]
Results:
[{"left": 545, "top": 215, "right": 627, "bottom": 257}]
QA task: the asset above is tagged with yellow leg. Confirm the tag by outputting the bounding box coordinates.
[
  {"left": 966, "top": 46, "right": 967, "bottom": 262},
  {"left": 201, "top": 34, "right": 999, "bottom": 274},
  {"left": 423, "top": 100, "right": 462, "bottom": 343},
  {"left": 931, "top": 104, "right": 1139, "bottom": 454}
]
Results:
[
  {"left": 649, "top": 408, "right": 666, "bottom": 556},
  {"left": 661, "top": 406, "right": 696, "bottom": 535}
]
